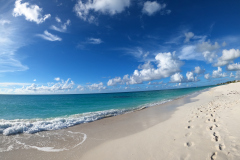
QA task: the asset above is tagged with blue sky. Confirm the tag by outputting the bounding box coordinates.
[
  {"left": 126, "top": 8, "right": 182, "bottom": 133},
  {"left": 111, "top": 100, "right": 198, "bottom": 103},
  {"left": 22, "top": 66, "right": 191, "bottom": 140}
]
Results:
[{"left": 0, "top": 0, "right": 240, "bottom": 94}]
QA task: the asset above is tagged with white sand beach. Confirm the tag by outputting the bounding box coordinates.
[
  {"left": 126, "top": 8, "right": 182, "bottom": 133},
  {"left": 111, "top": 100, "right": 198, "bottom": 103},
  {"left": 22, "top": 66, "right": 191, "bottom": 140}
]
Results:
[
  {"left": 1, "top": 83, "right": 240, "bottom": 160},
  {"left": 81, "top": 83, "right": 240, "bottom": 160}
]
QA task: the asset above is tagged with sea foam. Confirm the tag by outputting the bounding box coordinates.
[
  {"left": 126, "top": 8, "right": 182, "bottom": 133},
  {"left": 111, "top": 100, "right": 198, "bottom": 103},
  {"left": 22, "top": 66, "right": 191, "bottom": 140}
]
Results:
[{"left": 0, "top": 100, "right": 170, "bottom": 136}]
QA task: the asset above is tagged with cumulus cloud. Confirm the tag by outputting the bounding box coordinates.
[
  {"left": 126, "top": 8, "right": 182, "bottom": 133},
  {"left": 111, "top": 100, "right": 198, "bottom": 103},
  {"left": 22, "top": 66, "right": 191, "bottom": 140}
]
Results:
[
  {"left": 37, "top": 30, "right": 62, "bottom": 41},
  {"left": 170, "top": 72, "right": 184, "bottom": 83},
  {"left": 138, "top": 61, "right": 153, "bottom": 69},
  {"left": 226, "top": 63, "right": 240, "bottom": 71},
  {"left": 194, "top": 66, "right": 205, "bottom": 75},
  {"left": 88, "top": 82, "right": 106, "bottom": 90},
  {"left": 14, "top": 79, "right": 74, "bottom": 94},
  {"left": 214, "top": 49, "right": 240, "bottom": 67},
  {"left": 184, "top": 32, "right": 194, "bottom": 43},
  {"left": 87, "top": 38, "right": 103, "bottom": 44},
  {"left": 142, "top": 1, "right": 169, "bottom": 16},
  {"left": 212, "top": 67, "right": 227, "bottom": 78},
  {"left": 77, "top": 85, "right": 84, "bottom": 91},
  {"left": 107, "top": 77, "right": 122, "bottom": 86},
  {"left": 107, "top": 52, "right": 184, "bottom": 85},
  {"left": 230, "top": 72, "right": 234, "bottom": 78},
  {"left": 74, "top": 0, "right": 130, "bottom": 23},
  {"left": 170, "top": 71, "right": 197, "bottom": 83},
  {"left": 197, "top": 41, "right": 220, "bottom": 63},
  {"left": 50, "top": 19, "right": 71, "bottom": 32},
  {"left": 186, "top": 72, "right": 196, "bottom": 81},
  {"left": 12, "top": 0, "right": 51, "bottom": 24},
  {"left": 204, "top": 73, "right": 210, "bottom": 80}
]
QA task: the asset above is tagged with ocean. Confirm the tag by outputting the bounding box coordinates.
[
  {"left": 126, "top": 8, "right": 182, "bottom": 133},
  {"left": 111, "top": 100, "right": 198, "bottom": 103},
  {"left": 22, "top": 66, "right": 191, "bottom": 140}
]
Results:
[{"left": 0, "top": 86, "right": 213, "bottom": 136}]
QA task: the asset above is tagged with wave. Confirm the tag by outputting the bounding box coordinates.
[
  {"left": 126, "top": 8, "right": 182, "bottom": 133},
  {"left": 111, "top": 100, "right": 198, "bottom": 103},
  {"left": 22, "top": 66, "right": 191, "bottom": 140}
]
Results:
[
  {"left": 0, "top": 87, "right": 212, "bottom": 136},
  {"left": 0, "top": 100, "right": 171, "bottom": 136}
]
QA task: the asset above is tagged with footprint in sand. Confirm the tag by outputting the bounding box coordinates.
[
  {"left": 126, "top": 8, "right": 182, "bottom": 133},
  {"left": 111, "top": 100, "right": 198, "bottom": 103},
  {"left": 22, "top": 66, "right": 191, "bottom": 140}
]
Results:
[
  {"left": 185, "top": 132, "right": 192, "bottom": 137},
  {"left": 209, "top": 126, "right": 214, "bottom": 130},
  {"left": 210, "top": 152, "right": 217, "bottom": 160},
  {"left": 184, "top": 142, "right": 193, "bottom": 147},
  {"left": 218, "top": 144, "right": 225, "bottom": 151},
  {"left": 213, "top": 132, "right": 220, "bottom": 142},
  {"left": 205, "top": 119, "right": 211, "bottom": 123}
]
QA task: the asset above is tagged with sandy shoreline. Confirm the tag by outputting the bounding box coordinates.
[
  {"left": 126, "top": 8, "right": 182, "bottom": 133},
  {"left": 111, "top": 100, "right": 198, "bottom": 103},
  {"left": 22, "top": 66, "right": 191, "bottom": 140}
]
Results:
[{"left": 1, "top": 83, "right": 240, "bottom": 160}]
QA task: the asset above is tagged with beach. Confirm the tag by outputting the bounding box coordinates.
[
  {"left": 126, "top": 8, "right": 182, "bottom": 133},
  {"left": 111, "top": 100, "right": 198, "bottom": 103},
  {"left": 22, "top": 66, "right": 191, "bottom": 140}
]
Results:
[{"left": 1, "top": 83, "right": 240, "bottom": 160}]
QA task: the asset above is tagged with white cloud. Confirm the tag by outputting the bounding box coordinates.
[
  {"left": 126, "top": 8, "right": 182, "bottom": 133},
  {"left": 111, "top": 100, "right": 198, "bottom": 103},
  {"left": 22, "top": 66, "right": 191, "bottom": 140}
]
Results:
[
  {"left": 74, "top": 0, "right": 130, "bottom": 23},
  {"left": 230, "top": 72, "right": 234, "bottom": 78},
  {"left": 186, "top": 71, "right": 195, "bottom": 81},
  {"left": 54, "top": 77, "right": 61, "bottom": 81},
  {"left": 226, "top": 63, "right": 240, "bottom": 71},
  {"left": 108, "top": 52, "right": 184, "bottom": 85},
  {"left": 142, "top": 1, "right": 167, "bottom": 16},
  {"left": 50, "top": 19, "right": 71, "bottom": 32},
  {"left": 170, "top": 71, "right": 197, "bottom": 83},
  {"left": 148, "top": 81, "right": 162, "bottom": 85},
  {"left": 107, "top": 77, "right": 122, "bottom": 86},
  {"left": 88, "top": 82, "right": 106, "bottom": 90},
  {"left": 123, "top": 47, "right": 149, "bottom": 61},
  {"left": 179, "top": 45, "right": 199, "bottom": 60},
  {"left": 0, "top": 18, "right": 28, "bottom": 72},
  {"left": 222, "top": 41, "right": 227, "bottom": 47},
  {"left": 37, "top": 30, "right": 62, "bottom": 41},
  {"left": 55, "top": 16, "right": 61, "bottom": 23},
  {"left": 33, "top": 79, "right": 36, "bottom": 81},
  {"left": 12, "top": 0, "right": 51, "bottom": 24},
  {"left": 170, "top": 73, "right": 184, "bottom": 83},
  {"left": 87, "top": 38, "right": 103, "bottom": 44},
  {"left": 214, "top": 49, "right": 240, "bottom": 67},
  {"left": 197, "top": 41, "right": 220, "bottom": 63},
  {"left": 0, "top": 82, "right": 31, "bottom": 87},
  {"left": 180, "top": 40, "right": 220, "bottom": 63},
  {"left": 126, "top": 52, "right": 183, "bottom": 84},
  {"left": 138, "top": 61, "right": 153, "bottom": 69},
  {"left": 236, "top": 71, "right": 240, "bottom": 79},
  {"left": 184, "top": 32, "right": 194, "bottom": 43},
  {"left": 14, "top": 79, "right": 75, "bottom": 94},
  {"left": 194, "top": 66, "right": 205, "bottom": 74},
  {"left": 0, "top": 19, "right": 10, "bottom": 25},
  {"left": 204, "top": 73, "right": 210, "bottom": 80},
  {"left": 212, "top": 67, "right": 227, "bottom": 78},
  {"left": 77, "top": 85, "right": 84, "bottom": 91}
]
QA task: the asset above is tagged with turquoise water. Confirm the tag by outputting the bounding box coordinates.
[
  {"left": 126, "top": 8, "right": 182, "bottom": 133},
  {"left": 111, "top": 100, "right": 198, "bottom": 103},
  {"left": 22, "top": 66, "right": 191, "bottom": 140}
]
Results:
[{"left": 0, "top": 86, "right": 213, "bottom": 135}]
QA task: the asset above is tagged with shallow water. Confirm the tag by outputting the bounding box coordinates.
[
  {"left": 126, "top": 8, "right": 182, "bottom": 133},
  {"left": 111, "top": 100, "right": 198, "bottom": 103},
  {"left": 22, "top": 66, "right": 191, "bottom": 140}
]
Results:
[{"left": 0, "top": 86, "right": 213, "bottom": 135}]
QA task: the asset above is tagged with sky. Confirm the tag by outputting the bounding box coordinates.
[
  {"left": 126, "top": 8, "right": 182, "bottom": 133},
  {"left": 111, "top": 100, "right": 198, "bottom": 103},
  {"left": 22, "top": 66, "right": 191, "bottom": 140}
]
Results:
[{"left": 0, "top": 0, "right": 240, "bottom": 94}]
